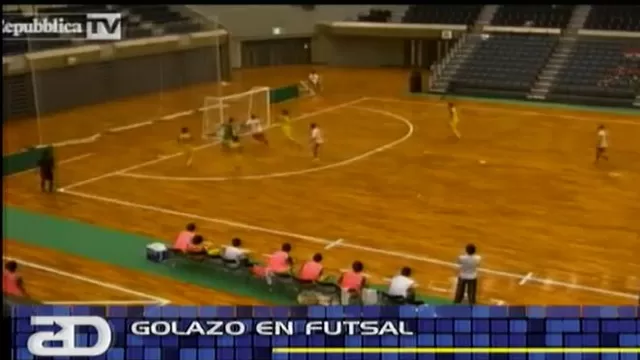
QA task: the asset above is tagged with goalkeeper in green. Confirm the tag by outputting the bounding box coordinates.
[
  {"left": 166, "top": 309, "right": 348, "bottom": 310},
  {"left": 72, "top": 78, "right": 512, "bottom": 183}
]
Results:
[{"left": 221, "top": 117, "right": 241, "bottom": 150}]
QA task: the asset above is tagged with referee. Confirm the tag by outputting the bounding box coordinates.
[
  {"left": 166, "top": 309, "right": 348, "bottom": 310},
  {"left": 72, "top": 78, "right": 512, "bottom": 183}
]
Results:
[
  {"left": 37, "top": 148, "right": 55, "bottom": 193},
  {"left": 453, "top": 243, "right": 480, "bottom": 305}
]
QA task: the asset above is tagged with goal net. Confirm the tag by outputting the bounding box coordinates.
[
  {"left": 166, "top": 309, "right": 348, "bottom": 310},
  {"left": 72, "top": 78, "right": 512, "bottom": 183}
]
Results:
[{"left": 202, "top": 86, "right": 271, "bottom": 139}]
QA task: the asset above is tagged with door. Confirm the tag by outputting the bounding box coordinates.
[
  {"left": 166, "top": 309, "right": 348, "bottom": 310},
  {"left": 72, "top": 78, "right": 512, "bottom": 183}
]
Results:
[
  {"left": 241, "top": 41, "right": 271, "bottom": 67},
  {"left": 420, "top": 39, "right": 440, "bottom": 70},
  {"left": 403, "top": 39, "right": 413, "bottom": 68},
  {"left": 241, "top": 38, "right": 312, "bottom": 67}
]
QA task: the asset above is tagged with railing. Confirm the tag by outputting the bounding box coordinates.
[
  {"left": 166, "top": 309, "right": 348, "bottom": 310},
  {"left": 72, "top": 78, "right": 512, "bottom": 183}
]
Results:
[
  {"left": 154, "top": 19, "right": 205, "bottom": 36},
  {"left": 183, "top": 6, "right": 227, "bottom": 32},
  {"left": 428, "top": 32, "right": 468, "bottom": 90}
]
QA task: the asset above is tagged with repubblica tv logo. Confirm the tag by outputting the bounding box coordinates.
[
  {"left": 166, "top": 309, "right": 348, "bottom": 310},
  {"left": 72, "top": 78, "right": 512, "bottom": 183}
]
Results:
[{"left": 2, "top": 13, "right": 122, "bottom": 41}]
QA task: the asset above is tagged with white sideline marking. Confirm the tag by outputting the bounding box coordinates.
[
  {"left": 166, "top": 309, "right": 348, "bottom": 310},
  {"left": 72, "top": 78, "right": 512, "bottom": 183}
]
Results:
[
  {"left": 58, "top": 189, "right": 640, "bottom": 301},
  {"left": 60, "top": 98, "right": 367, "bottom": 191},
  {"left": 49, "top": 133, "right": 102, "bottom": 148},
  {"left": 7, "top": 153, "right": 94, "bottom": 178},
  {"left": 369, "top": 97, "right": 640, "bottom": 126},
  {"left": 161, "top": 110, "right": 195, "bottom": 121},
  {"left": 197, "top": 103, "right": 228, "bottom": 112},
  {"left": 3, "top": 256, "right": 170, "bottom": 305},
  {"left": 491, "top": 298, "right": 507, "bottom": 306},
  {"left": 107, "top": 121, "right": 153, "bottom": 133},
  {"left": 519, "top": 272, "right": 534, "bottom": 285},
  {"left": 59, "top": 153, "right": 94, "bottom": 166},
  {"left": 120, "top": 105, "right": 414, "bottom": 182},
  {"left": 40, "top": 107, "right": 198, "bottom": 150},
  {"left": 429, "top": 286, "right": 449, "bottom": 293},
  {"left": 325, "top": 238, "right": 344, "bottom": 250}
]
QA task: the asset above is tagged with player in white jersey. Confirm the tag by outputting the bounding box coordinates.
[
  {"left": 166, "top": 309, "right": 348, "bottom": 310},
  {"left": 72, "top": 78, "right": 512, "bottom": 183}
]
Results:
[
  {"left": 305, "top": 70, "right": 322, "bottom": 95},
  {"left": 309, "top": 123, "right": 323, "bottom": 161},
  {"left": 245, "top": 114, "right": 268, "bottom": 146},
  {"left": 595, "top": 124, "right": 608, "bottom": 163}
]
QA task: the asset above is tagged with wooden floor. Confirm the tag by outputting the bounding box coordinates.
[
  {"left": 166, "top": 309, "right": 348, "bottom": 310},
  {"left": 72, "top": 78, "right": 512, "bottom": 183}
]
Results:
[
  {"left": 4, "top": 66, "right": 640, "bottom": 305},
  {"left": 4, "top": 241, "right": 262, "bottom": 305}
]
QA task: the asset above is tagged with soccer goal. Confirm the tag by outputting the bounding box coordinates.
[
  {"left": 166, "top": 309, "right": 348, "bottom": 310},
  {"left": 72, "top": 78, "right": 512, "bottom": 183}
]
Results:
[{"left": 202, "top": 86, "right": 271, "bottom": 139}]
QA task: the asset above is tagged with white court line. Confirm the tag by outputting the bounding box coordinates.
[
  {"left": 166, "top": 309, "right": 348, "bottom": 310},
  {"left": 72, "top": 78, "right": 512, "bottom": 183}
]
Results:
[
  {"left": 61, "top": 98, "right": 367, "bottom": 191},
  {"left": 49, "top": 134, "right": 102, "bottom": 148},
  {"left": 160, "top": 110, "right": 195, "bottom": 121},
  {"left": 325, "top": 238, "right": 344, "bottom": 250},
  {"left": 519, "top": 272, "right": 534, "bottom": 285},
  {"left": 7, "top": 153, "right": 94, "bottom": 178},
  {"left": 3, "top": 256, "right": 170, "bottom": 305},
  {"left": 58, "top": 189, "right": 639, "bottom": 301},
  {"left": 59, "top": 152, "right": 95, "bottom": 164},
  {"left": 429, "top": 286, "right": 449, "bottom": 294},
  {"left": 41, "top": 105, "right": 222, "bottom": 148},
  {"left": 107, "top": 121, "right": 154, "bottom": 133},
  {"left": 369, "top": 97, "right": 640, "bottom": 126},
  {"left": 119, "top": 105, "right": 414, "bottom": 182}
]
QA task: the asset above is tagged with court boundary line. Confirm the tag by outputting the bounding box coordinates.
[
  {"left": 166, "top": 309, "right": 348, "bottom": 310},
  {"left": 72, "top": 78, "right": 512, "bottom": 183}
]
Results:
[
  {"left": 369, "top": 97, "right": 640, "bottom": 126},
  {"left": 118, "top": 105, "right": 415, "bottom": 182},
  {"left": 3, "top": 256, "right": 170, "bottom": 305},
  {"left": 58, "top": 189, "right": 639, "bottom": 301},
  {"left": 34, "top": 104, "right": 228, "bottom": 149},
  {"left": 61, "top": 98, "right": 367, "bottom": 191}
]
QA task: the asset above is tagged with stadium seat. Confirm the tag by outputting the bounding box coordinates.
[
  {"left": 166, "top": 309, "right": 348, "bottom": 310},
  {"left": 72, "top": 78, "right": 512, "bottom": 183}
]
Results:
[
  {"left": 37, "top": 4, "right": 110, "bottom": 14},
  {"left": 126, "top": 27, "right": 154, "bottom": 39},
  {"left": 448, "top": 34, "right": 558, "bottom": 97},
  {"left": 490, "top": 5, "right": 574, "bottom": 28},
  {"left": 127, "top": 5, "right": 186, "bottom": 25},
  {"left": 358, "top": 9, "right": 392, "bottom": 23},
  {"left": 547, "top": 37, "right": 639, "bottom": 106},
  {"left": 162, "top": 21, "right": 203, "bottom": 35},
  {"left": 583, "top": 6, "right": 640, "bottom": 32},
  {"left": 402, "top": 5, "right": 483, "bottom": 25}
]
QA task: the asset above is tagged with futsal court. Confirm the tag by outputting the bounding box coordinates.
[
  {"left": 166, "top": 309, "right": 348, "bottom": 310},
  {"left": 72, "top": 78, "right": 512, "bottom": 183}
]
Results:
[{"left": 4, "top": 66, "right": 640, "bottom": 306}]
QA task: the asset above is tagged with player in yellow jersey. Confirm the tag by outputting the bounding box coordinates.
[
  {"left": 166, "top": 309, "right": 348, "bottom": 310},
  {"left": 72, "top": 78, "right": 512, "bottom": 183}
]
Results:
[
  {"left": 178, "top": 127, "right": 194, "bottom": 166},
  {"left": 280, "top": 109, "right": 300, "bottom": 146},
  {"left": 448, "top": 102, "right": 461, "bottom": 139}
]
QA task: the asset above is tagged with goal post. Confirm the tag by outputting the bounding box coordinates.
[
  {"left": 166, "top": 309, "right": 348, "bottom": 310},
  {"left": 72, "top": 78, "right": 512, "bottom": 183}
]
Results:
[{"left": 202, "top": 86, "right": 271, "bottom": 139}]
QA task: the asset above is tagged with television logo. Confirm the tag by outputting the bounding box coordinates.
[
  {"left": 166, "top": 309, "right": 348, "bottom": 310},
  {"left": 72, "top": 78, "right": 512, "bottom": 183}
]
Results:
[
  {"left": 1, "top": 13, "right": 122, "bottom": 41},
  {"left": 27, "top": 316, "right": 113, "bottom": 357},
  {"left": 85, "top": 13, "right": 122, "bottom": 41}
]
